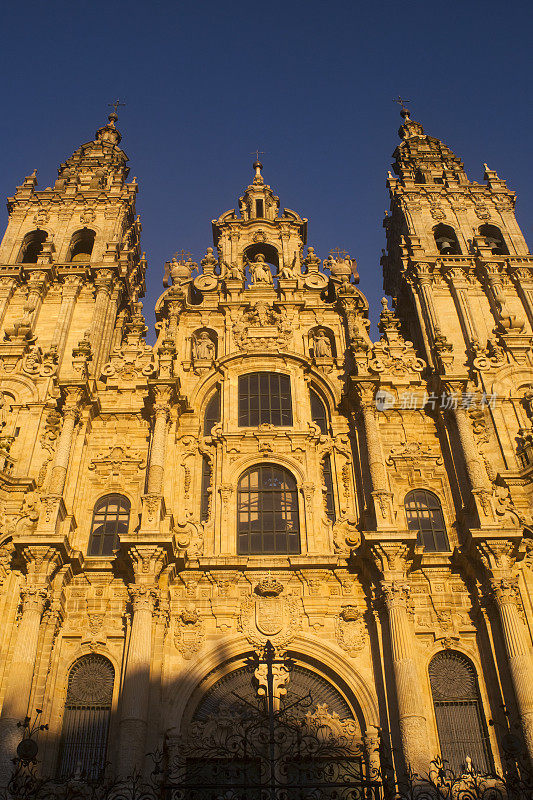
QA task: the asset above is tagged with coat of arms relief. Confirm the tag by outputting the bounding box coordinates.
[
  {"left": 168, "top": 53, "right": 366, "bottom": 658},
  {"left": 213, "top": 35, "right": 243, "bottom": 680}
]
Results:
[
  {"left": 238, "top": 576, "right": 301, "bottom": 650},
  {"left": 232, "top": 302, "right": 293, "bottom": 351}
]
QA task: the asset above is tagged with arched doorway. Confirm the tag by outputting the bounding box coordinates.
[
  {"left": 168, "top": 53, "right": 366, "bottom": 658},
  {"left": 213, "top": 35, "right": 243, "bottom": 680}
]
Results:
[{"left": 166, "top": 653, "right": 381, "bottom": 799}]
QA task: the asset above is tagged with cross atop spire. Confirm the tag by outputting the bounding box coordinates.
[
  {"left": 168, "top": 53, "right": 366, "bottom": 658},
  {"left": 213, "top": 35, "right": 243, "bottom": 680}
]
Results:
[
  {"left": 108, "top": 99, "right": 126, "bottom": 120},
  {"left": 394, "top": 96, "right": 412, "bottom": 112},
  {"left": 251, "top": 150, "right": 265, "bottom": 184}
]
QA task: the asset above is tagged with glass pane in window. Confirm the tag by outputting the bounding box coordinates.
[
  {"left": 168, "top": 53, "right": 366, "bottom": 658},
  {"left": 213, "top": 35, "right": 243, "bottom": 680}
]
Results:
[{"left": 238, "top": 373, "right": 293, "bottom": 427}]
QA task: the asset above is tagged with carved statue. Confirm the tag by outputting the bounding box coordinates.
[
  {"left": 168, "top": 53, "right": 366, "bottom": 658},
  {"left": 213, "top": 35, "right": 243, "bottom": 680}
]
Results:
[
  {"left": 221, "top": 261, "right": 245, "bottom": 281},
  {"left": 313, "top": 329, "right": 332, "bottom": 358},
  {"left": 193, "top": 331, "right": 215, "bottom": 361},
  {"left": 247, "top": 253, "right": 274, "bottom": 286},
  {"left": 278, "top": 254, "right": 299, "bottom": 280}
]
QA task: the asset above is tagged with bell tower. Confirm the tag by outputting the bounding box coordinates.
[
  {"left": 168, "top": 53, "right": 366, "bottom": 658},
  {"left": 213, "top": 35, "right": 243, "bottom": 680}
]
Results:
[
  {"left": 0, "top": 110, "right": 145, "bottom": 382},
  {"left": 382, "top": 105, "right": 533, "bottom": 372}
]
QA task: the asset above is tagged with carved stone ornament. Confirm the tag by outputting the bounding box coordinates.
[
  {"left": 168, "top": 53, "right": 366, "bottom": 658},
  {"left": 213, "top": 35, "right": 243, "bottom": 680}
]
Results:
[
  {"left": 174, "top": 606, "right": 205, "bottom": 659},
  {"left": 88, "top": 444, "right": 146, "bottom": 479},
  {"left": 386, "top": 441, "right": 443, "bottom": 468},
  {"left": 232, "top": 302, "right": 293, "bottom": 351},
  {"left": 238, "top": 591, "right": 301, "bottom": 649},
  {"left": 80, "top": 208, "right": 96, "bottom": 224},
  {"left": 474, "top": 203, "right": 491, "bottom": 220},
  {"left": 335, "top": 606, "right": 366, "bottom": 656},
  {"left": 429, "top": 204, "right": 446, "bottom": 220}
]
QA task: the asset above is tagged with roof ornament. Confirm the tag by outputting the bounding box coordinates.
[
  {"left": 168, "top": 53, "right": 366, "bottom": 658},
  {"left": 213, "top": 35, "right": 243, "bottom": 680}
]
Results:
[
  {"left": 251, "top": 149, "right": 265, "bottom": 184},
  {"left": 394, "top": 96, "right": 424, "bottom": 140},
  {"left": 95, "top": 99, "right": 125, "bottom": 146}
]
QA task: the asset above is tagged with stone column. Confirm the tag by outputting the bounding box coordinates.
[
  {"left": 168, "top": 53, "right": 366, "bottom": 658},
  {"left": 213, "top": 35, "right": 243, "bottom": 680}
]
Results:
[
  {"left": 357, "top": 389, "right": 393, "bottom": 526},
  {"left": 117, "top": 546, "right": 167, "bottom": 777},
  {"left": 0, "top": 278, "right": 18, "bottom": 330},
  {"left": 146, "top": 388, "right": 172, "bottom": 496},
  {"left": 0, "top": 540, "right": 62, "bottom": 786},
  {"left": 51, "top": 276, "right": 83, "bottom": 366},
  {"left": 23, "top": 270, "right": 49, "bottom": 333},
  {"left": 90, "top": 269, "right": 114, "bottom": 375},
  {"left": 509, "top": 266, "right": 533, "bottom": 330},
  {"left": 492, "top": 577, "right": 533, "bottom": 759},
  {"left": 443, "top": 267, "right": 480, "bottom": 345},
  {"left": 477, "top": 538, "right": 533, "bottom": 762},
  {"left": 370, "top": 542, "right": 431, "bottom": 774},
  {"left": 447, "top": 388, "right": 493, "bottom": 520},
  {"left": 48, "top": 398, "right": 81, "bottom": 497},
  {"left": 382, "top": 579, "right": 431, "bottom": 773},
  {"left": 414, "top": 265, "right": 440, "bottom": 341}
]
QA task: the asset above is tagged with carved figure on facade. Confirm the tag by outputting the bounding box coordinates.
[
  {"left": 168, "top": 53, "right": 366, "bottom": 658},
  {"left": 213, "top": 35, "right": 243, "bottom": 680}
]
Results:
[
  {"left": 311, "top": 328, "right": 333, "bottom": 359},
  {"left": 232, "top": 302, "right": 292, "bottom": 351},
  {"left": 192, "top": 330, "right": 216, "bottom": 362},
  {"left": 247, "top": 252, "right": 274, "bottom": 286}
]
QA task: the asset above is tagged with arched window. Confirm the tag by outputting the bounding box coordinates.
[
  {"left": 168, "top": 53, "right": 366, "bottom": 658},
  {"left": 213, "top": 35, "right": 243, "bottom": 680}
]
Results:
[
  {"left": 200, "top": 455, "right": 212, "bottom": 522},
  {"left": 68, "top": 228, "right": 95, "bottom": 262},
  {"left": 322, "top": 454, "right": 336, "bottom": 522},
  {"left": 414, "top": 169, "right": 426, "bottom": 184},
  {"left": 429, "top": 651, "right": 492, "bottom": 774},
  {"left": 479, "top": 224, "right": 508, "bottom": 255},
  {"left": 88, "top": 494, "right": 130, "bottom": 556},
  {"left": 404, "top": 489, "right": 450, "bottom": 552},
  {"left": 57, "top": 655, "right": 114, "bottom": 779},
  {"left": 18, "top": 230, "right": 47, "bottom": 263},
  {"left": 434, "top": 224, "right": 461, "bottom": 255},
  {"left": 204, "top": 388, "right": 221, "bottom": 435},
  {"left": 238, "top": 373, "right": 292, "bottom": 427},
  {"left": 310, "top": 388, "right": 328, "bottom": 434},
  {"left": 237, "top": 464, "right": 300, "bottom": 554},
  {"left": 183, "top": 663, "right": 360, "bottom": 794}
]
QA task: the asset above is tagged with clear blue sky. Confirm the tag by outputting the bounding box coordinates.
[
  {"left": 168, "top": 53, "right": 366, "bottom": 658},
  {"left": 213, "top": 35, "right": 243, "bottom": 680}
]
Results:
[{"left": 1, "top": 0, "right": 532, "bottom": 340}]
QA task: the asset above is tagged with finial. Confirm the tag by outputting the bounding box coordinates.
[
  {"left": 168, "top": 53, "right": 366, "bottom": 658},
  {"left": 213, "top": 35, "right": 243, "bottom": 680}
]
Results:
[
  {"left": 395, "top": 95, "right": 412, "bottom": 120},
  {"left": 251, "top": 149, "right": 265, "bottom": 183},
  {"left": 107, "top": 99, "right": 126, "bottom": 123}
]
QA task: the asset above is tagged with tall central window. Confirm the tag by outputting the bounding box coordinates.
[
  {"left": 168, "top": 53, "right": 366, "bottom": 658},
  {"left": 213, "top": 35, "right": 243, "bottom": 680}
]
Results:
[
  {"left": 238, "top": 373, "right": 293, "bottom": 427},
  {"left": 237, "top": 464, "right": 300, "bottom": 554}
]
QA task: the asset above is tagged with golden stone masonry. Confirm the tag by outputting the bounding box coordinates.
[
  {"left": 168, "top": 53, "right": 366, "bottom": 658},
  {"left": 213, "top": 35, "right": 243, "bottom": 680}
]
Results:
[{"left": 0, "top": 106, "right": 531, "bottom": 784}]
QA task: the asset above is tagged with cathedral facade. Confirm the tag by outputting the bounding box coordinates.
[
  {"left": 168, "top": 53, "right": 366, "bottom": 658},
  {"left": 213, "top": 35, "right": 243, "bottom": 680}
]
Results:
[{"left": 0, "top": 107, "right": 531, "bottom": 790}]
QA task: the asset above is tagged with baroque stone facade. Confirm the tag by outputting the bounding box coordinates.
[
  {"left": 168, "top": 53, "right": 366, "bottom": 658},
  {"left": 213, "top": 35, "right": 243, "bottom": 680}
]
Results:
[{"left": 0, "top": 106, "right": 531, "bottom": 785}]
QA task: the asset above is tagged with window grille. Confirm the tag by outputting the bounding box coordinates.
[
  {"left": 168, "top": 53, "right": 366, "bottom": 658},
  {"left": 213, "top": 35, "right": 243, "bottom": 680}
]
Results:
[
  {"left": 238, "top": 373, "right": 292, "bottom": 427},
  {"left": 237, "top": 464, "right": 300, "bottom": 554},
  {"left": 204, "top": 388, "right": 221, "bottom": 435},
  {"left": 322, "top": 454, "right": 336, "bottom": 522},
  {"left": 429, "top": 651, "right": 492, "bottom": 775},
  {"left": 405, "top": 489, "right": 450, "bottom": 552},
  {"left": 310, "top": 388, "right": 328, "bottom": 434},
  {"left": 57, "top": 655, "right": 114, "bottom": 779},
  {"left": 88, "top": 494, "right": 130, "bottom": 556}
]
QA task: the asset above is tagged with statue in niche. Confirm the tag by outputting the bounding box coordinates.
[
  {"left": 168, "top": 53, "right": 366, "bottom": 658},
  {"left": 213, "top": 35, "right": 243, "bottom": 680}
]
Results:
[
  {"left": 313, "top": 329, "right": 332, "bottom": 358},
  {"left": 192, "top": 331, "right": 215, "bottom": 361},
  {"left": 246, "top": 253, "right": 274, "bottom": 286}
]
